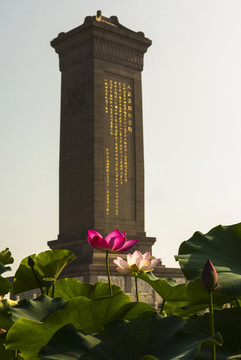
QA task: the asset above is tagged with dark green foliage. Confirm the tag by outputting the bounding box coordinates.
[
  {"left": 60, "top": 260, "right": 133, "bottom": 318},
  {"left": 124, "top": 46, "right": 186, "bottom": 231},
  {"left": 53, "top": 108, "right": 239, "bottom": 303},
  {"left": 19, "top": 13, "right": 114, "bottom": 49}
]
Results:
[
  {"left": 53, "top": 278, "right": 123, "bottom": 300},
  {"left": 176, "top": 223, "right": 241, "bottom": 297},
  {"left": 39, "top": 314, "right": 222, "bottom": 360},
  {"left": 13, "top": 249, "right": 76, "bottom": 294},
  {"left": 1, "top": 223, "right": 241, "bottom": 359}
]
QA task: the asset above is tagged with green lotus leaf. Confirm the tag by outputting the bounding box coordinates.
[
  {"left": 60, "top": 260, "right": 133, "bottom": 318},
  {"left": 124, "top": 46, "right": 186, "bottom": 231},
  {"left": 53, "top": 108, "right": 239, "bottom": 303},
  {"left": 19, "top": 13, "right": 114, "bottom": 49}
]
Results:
[
  {"left": 162, "top": 300, "right": 188, "bottom": 317},
  {"left": 0, "top": 249, "right": 14, "bottom": 266},
  {"left": 168, "top": 303, "right": 209, "bottom": 319},
  {"left": 0, "top": 333, "right": 17, "bottom": 360},
  {"left": 0, "top": 249, "right": 13, "bottom": 294},
  {"left": 0, "top": 299, "right": 23, "bottom": 360},
  {"left": 13, "top": 250, "right": 76, "bottom": 294},
  {"left": 0, "top": 333, "right": 23, "bottom": 359},
  {"left": 0, "top": 249, "right": 13, "bottom": 295},
  {"left": 184, "top": 307, "right": 241, "bottom": 358},
  {"left": 175, "top": 223, "right": 241, "bottom": 297},
  {"left": 39, "top": 313, "right": 222, "bottom": 360},
  {"left": 166, "top": 278, "right": 235, "bottom": 319},
  {"left": 10, "top": 295, "right": 67, "bottom": 323},
  {"left": 54, "top": 278, "right": 123, "bottom": 300},
  {"left": 6, "top": 293, "right": 154, "bottom": 359},
  {"left": 0, "top": 277, "right": 12, "bottom": 296},
  {"left": 137, "top": 272, "right": 188, "bottom": 302},
  {"left": 0, "top": 264, "right": 11, "bottom": 276},
  {"left": 187, "top": 278, "right": 234, "bottom": 307},
  {"left": 0, "top": 299, "right": 18, "bottom": 331}
]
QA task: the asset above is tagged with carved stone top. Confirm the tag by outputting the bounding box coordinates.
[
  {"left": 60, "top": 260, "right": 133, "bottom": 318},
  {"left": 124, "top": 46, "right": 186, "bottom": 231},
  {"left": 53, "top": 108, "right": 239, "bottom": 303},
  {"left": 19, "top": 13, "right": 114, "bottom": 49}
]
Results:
[{"left": 51, "top": 11, "right": 152, "bottom": 70}]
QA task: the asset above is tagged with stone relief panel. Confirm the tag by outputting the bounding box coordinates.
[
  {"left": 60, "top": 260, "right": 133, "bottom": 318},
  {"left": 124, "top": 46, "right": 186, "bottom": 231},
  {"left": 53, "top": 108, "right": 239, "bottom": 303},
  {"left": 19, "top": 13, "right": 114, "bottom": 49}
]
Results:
[
  {"left": 97, "top": 275, "right": 125, "bottom": 291},
  {"left": 14, "top": 289, "right": 41, "bottom": 301},
  {"left": 173, "top": 277, "right": 187, "bottom": 284},
  {"left": 130, "top": 277, "right": 153, "bottom": 294}
]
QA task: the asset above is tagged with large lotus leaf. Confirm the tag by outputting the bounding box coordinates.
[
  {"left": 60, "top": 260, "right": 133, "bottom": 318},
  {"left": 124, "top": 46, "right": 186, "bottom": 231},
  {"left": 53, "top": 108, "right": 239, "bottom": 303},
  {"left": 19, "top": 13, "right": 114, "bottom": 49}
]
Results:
[
  {"left": 184, "top": 308, "right": 241, "bottom": 358},
  {"left": 39, "top": 313, "right": 222, "bottom": 360},
  {"left": 13, "top": 250, "right": 76, "bottom": 294},
  {"left": 0, "top": 334, "right": 12, "bottom": 360},
  {"left": 167, "top": 303, "right": 209, "bottom": 319},
  {"left": 166, "top": 278, "right": 235, "bottom": 319},
  {"left": 6, "top": 293, "right": 154, "bottom": 359},
  {"left": 162, "top": 300, "right": 189, "bottom": 317},
  {"left": 54, "top": 278, "right": 123, "bottom": 300},
  {"left": 2, "top": 297, "right": 66, "bottom": 360},
  {"left": 187, "top": 278, "right": 235, "bottom": 307},
  {"left": 0, "top": 333, "right": 23, "bottom": 360},
  {"left": 0, "top": 249, "right": 13, "bottom": 282},
  {"left": 137, "top": 272, "right": 188, "bottom": 302},
  {"left": 175, "top": 223, "right": 241, "bottom": 297},
  {"left": 0, "top": 299, "right": 18, "bottom": 331},
  {"left": 0, "top": 249, "right": 14, "bottom": 266},
  {"left": 0, "top": 249, "right": 13, "bottom": 295},
  {"left": 0, "top": 277, "right": 12, "bottom": 296},
  {"left": 10, "top": 295, "right": 67, "bottom": 323},
  {"left": 0, "top": 265, "right": 11, "bottom": 276},
  {"left": 0, "top": 334, "right": 23, "bottom": 360}
]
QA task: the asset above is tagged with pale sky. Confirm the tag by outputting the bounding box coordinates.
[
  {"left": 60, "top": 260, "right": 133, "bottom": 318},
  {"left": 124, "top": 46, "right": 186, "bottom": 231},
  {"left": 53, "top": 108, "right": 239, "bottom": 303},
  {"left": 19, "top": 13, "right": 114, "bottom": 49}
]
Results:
[{"left": 1, "top": 1, "right": 241, "bottom": 274}]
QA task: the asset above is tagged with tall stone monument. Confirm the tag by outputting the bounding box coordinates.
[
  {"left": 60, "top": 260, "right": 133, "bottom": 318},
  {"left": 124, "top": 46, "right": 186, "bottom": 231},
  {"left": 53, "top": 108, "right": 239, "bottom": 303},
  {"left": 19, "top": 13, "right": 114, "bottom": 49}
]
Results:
[{"left": 48, "top": 12, "right": 182, "bottom": 294}]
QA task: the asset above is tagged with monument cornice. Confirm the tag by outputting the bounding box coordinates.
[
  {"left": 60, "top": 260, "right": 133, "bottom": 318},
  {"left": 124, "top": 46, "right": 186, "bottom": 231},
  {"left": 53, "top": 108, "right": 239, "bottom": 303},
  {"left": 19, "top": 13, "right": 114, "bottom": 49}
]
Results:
[
  {"left": 51, "top": 13, "right": 151, "bottom": 71},
  {"left": 58, "top": 37, "right": 145, "bottom": 71}
]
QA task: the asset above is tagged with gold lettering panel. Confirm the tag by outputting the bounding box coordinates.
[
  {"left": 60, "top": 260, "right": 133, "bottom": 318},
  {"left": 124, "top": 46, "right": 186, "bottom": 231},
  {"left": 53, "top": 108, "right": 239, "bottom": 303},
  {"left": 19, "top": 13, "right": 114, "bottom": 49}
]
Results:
[{"left": 104, "top": 73, "right": 135, "bottom": 219}]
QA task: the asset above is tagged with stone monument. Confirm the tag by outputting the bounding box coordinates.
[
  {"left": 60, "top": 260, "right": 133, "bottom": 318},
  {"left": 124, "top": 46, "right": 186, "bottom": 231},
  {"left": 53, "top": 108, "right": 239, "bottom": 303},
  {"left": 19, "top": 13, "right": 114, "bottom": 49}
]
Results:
[{"left": 48, "top": 12, "right": 183, "bottom": 302}]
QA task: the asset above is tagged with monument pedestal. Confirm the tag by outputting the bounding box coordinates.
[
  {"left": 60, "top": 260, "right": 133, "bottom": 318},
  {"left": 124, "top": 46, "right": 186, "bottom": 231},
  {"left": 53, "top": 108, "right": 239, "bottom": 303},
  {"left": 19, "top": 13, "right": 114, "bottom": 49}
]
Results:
[{"left": 48, "top": 233, "right": 158, "bottom": 280}]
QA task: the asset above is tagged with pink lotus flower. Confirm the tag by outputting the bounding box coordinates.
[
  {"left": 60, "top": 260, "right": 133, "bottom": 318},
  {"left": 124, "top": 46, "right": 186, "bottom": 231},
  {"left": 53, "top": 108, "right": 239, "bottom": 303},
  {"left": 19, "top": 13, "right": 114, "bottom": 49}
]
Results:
[
  {"left": 113, "top": 250, "right": 161, "bottom": 274},
  {"left": 87, "top": 229, "right": 138, "bottom": 253},
  {"left": 201, "top": 259, "right": 219, "bottom": 291}
]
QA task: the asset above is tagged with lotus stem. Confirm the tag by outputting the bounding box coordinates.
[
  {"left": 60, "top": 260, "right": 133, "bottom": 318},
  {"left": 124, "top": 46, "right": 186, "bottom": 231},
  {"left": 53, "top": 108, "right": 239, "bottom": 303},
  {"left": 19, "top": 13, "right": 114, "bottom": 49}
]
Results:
[
  {"left": 106, "top": 251, "right": 112, "bottom": 296},
  {"left": 31, "top": 266, "right": 44, "bottom": 295},
  {"left": 160, "top": 299, "right": 165, "bottom": 314},
  {"left": 135, "top": 276, "right": 139, "bottom": 302},
  {"left": 209, "top": 290, "right": 216, "bottom": 360},
  {"left": 51, "top": 283, "right": 55, "bottom": 298}
]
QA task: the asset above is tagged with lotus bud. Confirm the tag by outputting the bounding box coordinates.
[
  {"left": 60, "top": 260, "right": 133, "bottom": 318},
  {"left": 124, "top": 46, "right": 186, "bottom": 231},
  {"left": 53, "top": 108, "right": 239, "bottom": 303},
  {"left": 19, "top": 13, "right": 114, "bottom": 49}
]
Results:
[
  {"left": 201, "top": 259, "right": 218, "bottom": 291},
  {"left": 28, "top": 256, "right": 34, "bottom": 268}
]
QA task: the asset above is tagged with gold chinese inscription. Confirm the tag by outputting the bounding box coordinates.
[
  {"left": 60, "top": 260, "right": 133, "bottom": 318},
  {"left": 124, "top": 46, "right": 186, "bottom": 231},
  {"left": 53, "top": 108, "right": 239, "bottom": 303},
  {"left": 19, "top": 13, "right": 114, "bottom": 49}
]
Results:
[
  {"left": 106, "top": 147, "right": 110, "bottom": 216},
  {"left": 104, "top": 74, "right": 135, "bottom": 218}
]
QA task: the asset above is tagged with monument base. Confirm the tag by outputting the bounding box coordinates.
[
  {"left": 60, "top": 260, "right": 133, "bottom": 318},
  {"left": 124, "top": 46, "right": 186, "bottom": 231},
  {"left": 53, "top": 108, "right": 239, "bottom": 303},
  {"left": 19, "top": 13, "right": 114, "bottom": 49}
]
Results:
[
  {"left": 48, "top": 235, "right": 184, "bottom": 308},
  {"left": 48, "top": 233, "right": 158, "bottom": 280}
]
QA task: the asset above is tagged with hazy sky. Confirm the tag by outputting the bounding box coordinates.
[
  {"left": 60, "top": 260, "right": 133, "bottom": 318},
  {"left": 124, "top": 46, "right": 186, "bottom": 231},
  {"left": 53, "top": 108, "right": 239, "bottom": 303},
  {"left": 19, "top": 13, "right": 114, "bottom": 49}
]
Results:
[{"left": 1, "top": 1, "right": 241, "bottom": 274}]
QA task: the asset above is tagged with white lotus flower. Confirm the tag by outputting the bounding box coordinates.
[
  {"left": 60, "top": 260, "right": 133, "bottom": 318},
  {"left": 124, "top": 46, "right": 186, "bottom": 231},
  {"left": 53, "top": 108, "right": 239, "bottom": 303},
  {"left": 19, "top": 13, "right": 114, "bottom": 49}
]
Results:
[{"left": 113, "top": 250, "right": 161, "bottom": 275}]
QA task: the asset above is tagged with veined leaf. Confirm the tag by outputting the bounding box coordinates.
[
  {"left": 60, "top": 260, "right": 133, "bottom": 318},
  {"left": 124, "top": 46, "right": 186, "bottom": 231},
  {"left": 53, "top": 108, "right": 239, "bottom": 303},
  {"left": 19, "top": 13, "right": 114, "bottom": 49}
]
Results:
[
  {"left": 175, "top": 223, "right": 241, "bottom": 297},
  {"left": 54, "top": 278, "right": 123, "bottom": 300},
  {"left": 13, "top": 250, "right": 76, "bottom": 294},
  {"left": 6, "top": 293, "right": 154, "bottom": 359},
  {"left": 10, "top": 295, "right": 67, "bottom": 323},
  {"left": 184, "top": 307, "right": 241, "bottom": 358},
  {"left": 39, "top": 312, "right": 222, "bottom": 360},
  {"left": 0, "top": 249, "right": 13, "bottom": 266},
  {"left": 137, "top": 272, "right": 188, "bottom": 302}
]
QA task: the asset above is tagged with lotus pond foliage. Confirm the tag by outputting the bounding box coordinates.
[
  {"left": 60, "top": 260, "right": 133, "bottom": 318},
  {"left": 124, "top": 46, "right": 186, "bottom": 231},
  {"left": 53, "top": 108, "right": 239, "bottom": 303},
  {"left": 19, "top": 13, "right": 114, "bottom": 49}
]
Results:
[{"left": 0, "top": 223, "right": 241, "bottom": 359}]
